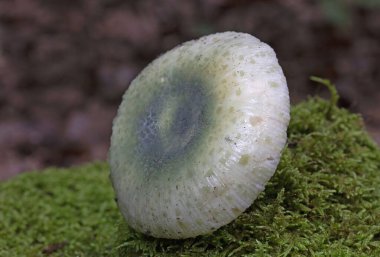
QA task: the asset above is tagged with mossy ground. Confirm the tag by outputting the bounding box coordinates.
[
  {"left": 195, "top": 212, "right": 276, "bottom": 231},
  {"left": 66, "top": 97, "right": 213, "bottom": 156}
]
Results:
[
  {"left": 1, "top": 91, "right": 380, "bottom": 256},
  {"left": 0, "top": 163, "right": 120, "bottom": 257}
]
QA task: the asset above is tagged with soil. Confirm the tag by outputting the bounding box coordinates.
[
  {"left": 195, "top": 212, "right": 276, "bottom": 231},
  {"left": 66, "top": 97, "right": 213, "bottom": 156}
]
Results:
[{"left": 0, "top": 0, "right": 379, "bottom": 180}]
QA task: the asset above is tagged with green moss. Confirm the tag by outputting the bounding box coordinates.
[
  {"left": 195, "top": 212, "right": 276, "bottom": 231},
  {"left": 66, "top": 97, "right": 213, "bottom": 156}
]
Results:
[
  {"left": 0, "top": 163, "right": 120, "bottom": 257},
  {"left": 1, "top": 88, "right": 380, "bottom": 256}
]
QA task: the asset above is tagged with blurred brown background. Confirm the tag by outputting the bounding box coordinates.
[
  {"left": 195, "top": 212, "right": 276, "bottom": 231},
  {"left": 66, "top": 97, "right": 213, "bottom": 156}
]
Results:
[{"left": 0, "top": 0, "right": 379, "bottom": 180}]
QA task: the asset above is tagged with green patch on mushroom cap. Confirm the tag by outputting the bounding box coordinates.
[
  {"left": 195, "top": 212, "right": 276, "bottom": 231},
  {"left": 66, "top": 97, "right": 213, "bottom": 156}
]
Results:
[
  {"left": 109, "top": 32, "right": 290, "bottom": 239},
  {"left": 1, "top": 96, "right": 380, "bottom": 256}
]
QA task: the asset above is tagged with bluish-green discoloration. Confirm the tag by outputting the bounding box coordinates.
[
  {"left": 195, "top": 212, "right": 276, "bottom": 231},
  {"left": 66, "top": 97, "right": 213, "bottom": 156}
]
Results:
[
  {"left": 134, "top": 71, "right": 215, "bottom": 175},
  {"left": 112, "top": 68, "right": 219, "bottom": 182}
]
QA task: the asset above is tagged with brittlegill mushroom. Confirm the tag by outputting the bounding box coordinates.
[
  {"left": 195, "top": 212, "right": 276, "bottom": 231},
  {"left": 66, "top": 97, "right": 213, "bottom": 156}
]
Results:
[{"left": 109, "top": 32, "right": 290, "bottom": 239}]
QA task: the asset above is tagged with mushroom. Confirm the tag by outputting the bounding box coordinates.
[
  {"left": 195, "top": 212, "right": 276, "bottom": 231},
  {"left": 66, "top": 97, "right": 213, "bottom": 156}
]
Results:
[{"left": 109, "top": 32, "right": 290, "bottom": 239}]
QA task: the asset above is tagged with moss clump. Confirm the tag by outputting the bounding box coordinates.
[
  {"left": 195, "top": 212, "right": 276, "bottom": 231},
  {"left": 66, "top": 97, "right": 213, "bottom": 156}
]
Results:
[
  {"left": 0, "top": 163, "right": 120, "bottom": 257},
  {"left": 1, "top": 92, "right": 380, "bottom": 257}
]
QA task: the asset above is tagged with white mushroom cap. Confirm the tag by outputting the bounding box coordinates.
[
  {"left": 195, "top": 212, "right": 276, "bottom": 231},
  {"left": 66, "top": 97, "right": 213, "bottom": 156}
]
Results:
[{"left": 109, "top": 32, "right": 290, "bottom": 239}]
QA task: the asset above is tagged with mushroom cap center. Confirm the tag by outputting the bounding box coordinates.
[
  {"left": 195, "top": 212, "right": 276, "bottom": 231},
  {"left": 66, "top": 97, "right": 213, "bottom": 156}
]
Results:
[{"left": 136, "top": 78, "right": 210, "bottom": 167}]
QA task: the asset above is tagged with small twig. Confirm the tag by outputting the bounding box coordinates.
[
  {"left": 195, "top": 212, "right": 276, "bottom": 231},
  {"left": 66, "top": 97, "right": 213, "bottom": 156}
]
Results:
[{"left": 310, "top": 76, "right": 339, "bottom": 119}]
